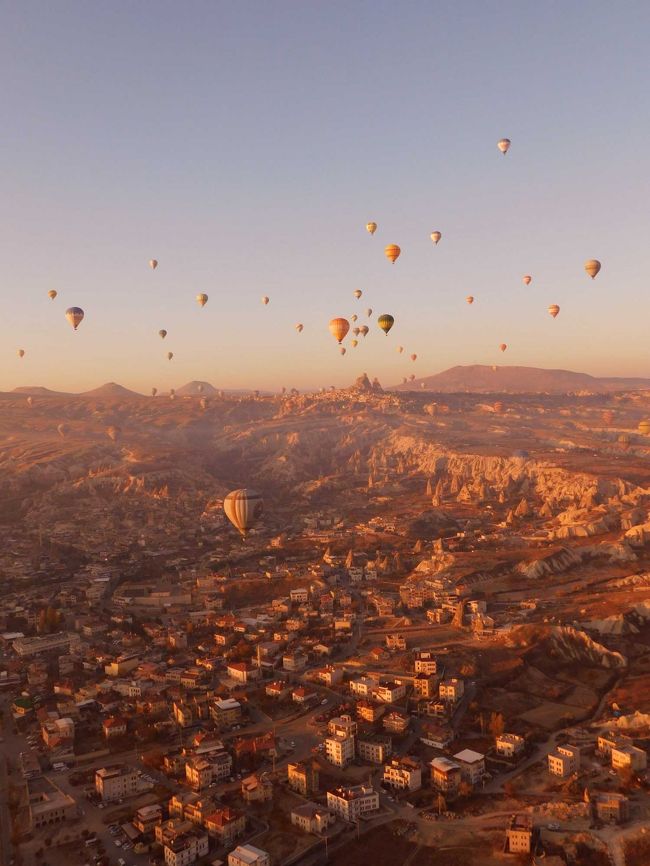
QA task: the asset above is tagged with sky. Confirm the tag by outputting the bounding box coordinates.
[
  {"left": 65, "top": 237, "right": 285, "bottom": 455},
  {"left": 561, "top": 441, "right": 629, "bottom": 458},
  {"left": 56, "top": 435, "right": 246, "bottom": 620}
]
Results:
[{"left": 2, "top": 1, "right": 650, "bottom": 393}]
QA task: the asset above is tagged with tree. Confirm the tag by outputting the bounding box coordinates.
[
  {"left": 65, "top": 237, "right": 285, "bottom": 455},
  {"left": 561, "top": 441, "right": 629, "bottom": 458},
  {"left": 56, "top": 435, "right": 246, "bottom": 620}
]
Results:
[
  {"left": 488, "top": 712, "right": 505, "bottom": 737},
  {"left": 437, "top": 792, "right": 447, "bottom": 815},
  {"left": 459, "top": 781, "right": 473, "bottom": 798}
]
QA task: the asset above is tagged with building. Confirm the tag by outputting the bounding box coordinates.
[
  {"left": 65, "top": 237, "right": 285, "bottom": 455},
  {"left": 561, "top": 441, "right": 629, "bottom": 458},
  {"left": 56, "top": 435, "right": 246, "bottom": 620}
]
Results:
[
  {"left": 414, "top": 651, "right": 437, "bottom": 675},
  {"left": 102, "top": 716, "right": 127, "bottom": 739},
  {"left": 547, "top": 744, "right": 580, "bottom": 778},
  {"left": 133, "top": 804, "right": 163, "bottom": 834},
  {"left": 413, "top": 673, "right": 436, "bottom": 699},
  {"left": 265, "top": 680, "right": 291, "bottom": 700},
  {"left": 95, "top": 765, "right": 139, "bottom": 802},
  {"left": 325, "top": 734, "right": 355, "bottom": 768},
  {"left": 104, "top": 653, "right": 140, "bottom": 677},
  {"left": 383, "top": 711, "right": 409, "bottom": 734},
  {"left": 326, "top": 785, "right": 379, "bottom": 822},
  {"left": 453, "top": 749, "right": 485, "bottom": 786},
  {"left": 595, "top": 792, "right": 630, "bottom": 824},
  {"left": 291, "top": 802, "right": 335, "bottom": 835},
  {"left": 13, "top": 632, "right": 81, "bottom": 658},
  {"left": 597, "top": 731, "right": 632, "bottom": 757},
  {"left": 505, "top": 814, "right": 533, "bottom": 854},
  {"left": 496, "top": 733, "right": 525, "bottom": 758},
  {"left": 383, "top": 757, "right": 422, "bottom": 792},
  {"left": 356, "top": 700, "right": 385, "bottom": 723},
  {"left": 611, "top": 744, "right": 647, "bottom": 773},
  {"left": 316, "top": 665, "right": 343, "bottom": 686},
  {"left": 204, "top": 807, "right": 246, "bottom": 846},
  {"left": 430, "top": 756, "right": 461, "bottom": 793},
  {"left": 349, "top": 676, "right": 377, "bottom": 698},
  {"left": 185, "top": 751, "right": 232, "bottom": 790},
  {"left": 228, "top": 844, "right": 271, "bottom": 866},
  {"left": 385, "top": 634, "right": 406, "bottom": 651},
  {"left": 420, "top": 723, "right": 452, "bottom": 750},
  {"left": 241, "top": 773, "right": 273, "bottom": 803},
  {"left": 288, "top": 761, "right": 318, "bottom": 796},
  {"left": 226, "top": 662, "right": 260, "bottom": 684},
  {"left": 290, "top": 587, "right": 309, "bottom": 603},
  {"left": 373, "top": 681, "right": 406, "bottom": 703},
  {"left": 163, "top": 829, "right": 209, "bottom": 866},
  {"left": 439, "top": 678, "right": 465, "bottom": 703},
  {"left": 28, "top": 787, "right": 77, "bottom": 830},
  {"left": 327, "top": 714, "right": 357, "bottom": 738},
  {"left": 283, "top": 650, "right": 308, "bottom": 672},
  {"left": 357, "top": 735, "right": 392, "bottom": 765},
  {"left": 211, "top": 698, "right": 242, "bottom": 729}
]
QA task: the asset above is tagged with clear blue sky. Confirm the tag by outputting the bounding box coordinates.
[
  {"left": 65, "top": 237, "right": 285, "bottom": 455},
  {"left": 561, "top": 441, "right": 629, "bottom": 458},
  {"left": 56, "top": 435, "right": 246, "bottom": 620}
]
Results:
[{"left": 2, "top": 1, "right": 650, "bottom": 392}]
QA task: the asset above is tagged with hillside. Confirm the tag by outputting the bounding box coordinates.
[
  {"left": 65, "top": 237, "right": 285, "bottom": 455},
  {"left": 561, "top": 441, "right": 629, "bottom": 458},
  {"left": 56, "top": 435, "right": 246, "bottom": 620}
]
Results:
[
  {"left": 175, "top": 381, "right": 219, "bottom": 396},
  {"left": 391, "top": 365, "right": 650, "bottom": 394},
  {"left": 81, "top": 382, "right": 143, "bottom": 398}
]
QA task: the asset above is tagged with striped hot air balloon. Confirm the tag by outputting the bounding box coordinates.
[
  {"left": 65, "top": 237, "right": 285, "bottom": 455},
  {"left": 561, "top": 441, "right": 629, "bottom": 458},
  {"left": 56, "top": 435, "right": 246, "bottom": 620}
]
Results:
[
  {"left": 384, "top": 244, "right": 401, "bottom": 263},
  {"left": 329, "top": 318, "right": 350, "bottom": 344},
  {"left": 224, "top": 488, "right": 264, "bottom": 536}
]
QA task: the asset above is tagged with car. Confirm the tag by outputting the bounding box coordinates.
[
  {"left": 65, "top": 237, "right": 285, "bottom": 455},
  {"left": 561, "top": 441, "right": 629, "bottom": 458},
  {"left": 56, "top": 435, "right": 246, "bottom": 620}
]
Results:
[
  {"left": 114, "top": 840, "right": 122, "bottom": 847},
  {"left": 321, "top": 699, "right": 328, "bottom": 705},
  {"left": 122, "top": 842, "right": 132, "bottom": 850}
]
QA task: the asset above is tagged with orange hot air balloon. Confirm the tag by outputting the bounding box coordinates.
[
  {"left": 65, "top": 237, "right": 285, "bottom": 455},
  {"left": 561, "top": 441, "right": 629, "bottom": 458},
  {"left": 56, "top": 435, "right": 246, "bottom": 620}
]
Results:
[
  {"left": 585, "top": 259, "right": 601, "bottom": 279},
  {"left": 339, "top": 346, "right": 346, "bottom": 356},
  {"left": 353, "top": 289, "right": 363, "bottom": 299},
  {"left": 638, "top": 420, "right": 650, "bottom": 436},
  {"left": 430, "top": 231, "right": 441, "bottom": 245},
  {"left": 17, "top": 349, "right": 25, "bottom": 358},
  {"left": 397, "top": 345, "right": 404, "bottom": 353},
  {"left": 196, "top": 293, "right": 208, "bottom": 307},
  {"left": 523, "top": 275, "right": 532, "bottom": 286},
  {"left": 494, "top": 401, "right": 504, "bottom": 413},
  {"left": 466, "top": 295, "right": 474, "bottom": 305},
  {"left": 351, "top": 314, "right": 358, "bottom": 322},
  {"left": 497, "top": 138, "right": 511, "bottom": 154},
  {"left": 410, "top": 353, "right": 417, "bottom": 362},
  {"left": 261, "top": 295, "right": 270, "bottom": 305},
  {"left": 329, "top": 318, "right": 350, "bottom": 344},
  {"left": 602, "top": 410, "right": 614, "bottom": 425},
  {"left": 149, "top": 259, "right": 158, "bottom": 270},
  {"left": 384, "top": 244, "right": 401, "bottom": 263},
  {"left": 366, "top": 222, "right": 377, "bottom": 235},
  {"left": 48, "top": 290, "right": 58, "bottom": 300},
  {"left": 499, "top": 343, "right": 507, "bottom": 352},
  {"left": 548, "top": 304, "right": 560, "bottom": 318}
]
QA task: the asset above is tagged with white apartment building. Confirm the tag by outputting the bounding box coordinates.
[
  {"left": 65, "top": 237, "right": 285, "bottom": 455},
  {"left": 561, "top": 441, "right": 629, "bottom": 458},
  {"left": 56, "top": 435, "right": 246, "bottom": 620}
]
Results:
[
  {"left": 163, "top": 830, "right": 209, "bottom": 866},
  {"left": 228, "top": 844, "right": 271, "bottom": 866},
  {"left": 95, "top": 766, "right": 139, "bottom": 802},
  {"left": 414, "top": 651, "right": 437, "bottom": 675},
  {"left": 326, "top": 785, "right": 379, "bottom": 822},
  {"left": 453, "top": 749, "right": 485, "bottom": 786},
  {"left": 495, "top": 733, "right": 525, "bottom": 758},
  {"left": 325, "top": 734, "right": 355, "bottom": 768},
  {"left": 548, "top": 744, "right": 580, "bottom": 778},
  {"left": 382, "top": 757, "right": 422, "bottom": 792}
]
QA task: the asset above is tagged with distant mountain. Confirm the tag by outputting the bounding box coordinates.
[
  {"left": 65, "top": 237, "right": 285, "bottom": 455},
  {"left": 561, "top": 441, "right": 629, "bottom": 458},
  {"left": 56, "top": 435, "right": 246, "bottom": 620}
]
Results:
[
  {"left": 390, "top": 365, "right": 650, "bottom": 394},
  {"left": 176, "top": 381, "right": 218, "bottom": 396},
  {"left": 81, "top": 382, "right": 143, "bottom": 398},
  {"left": 10, "top": 386, "right": 71, "bottom": 396}
]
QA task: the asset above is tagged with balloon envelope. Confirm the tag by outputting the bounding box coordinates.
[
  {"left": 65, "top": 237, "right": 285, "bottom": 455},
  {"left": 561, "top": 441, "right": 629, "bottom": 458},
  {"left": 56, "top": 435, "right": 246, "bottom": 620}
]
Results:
[
  {"left": 430, "top": 231, "right": 441, "bottom": 245},
  {"left": 224, "top": 488, "right": 264, "bottom": 536},
  {"left": 639, "top": 420, "right": 650, "bottom": 436},
  {"left": 585, "top": 259, "right": 601, "bottom": 279},
  {"left": 167, "top": 351, "right": 174, "bottom": 361},
  {"left": 548, "top": 304, "right": 560, "bottom": 318},
  {"left": 261, "top": 296, "right": 270, "bottom": 305},
  {"left": 353, "top": 289, "right": 363, "bottom": 299},
  {"left": 329, "top": 317, "right": 350, "bottom": 344},
  {"left": 366, "top": 222, "right": 377, "bottom": 235},
  {"left": 497, "top": 138, "right": 511, "bottom": 154},
  {"left": 159, "top": 329, "right": 167, "bottom": 339},
  {"left": 149, "top": 259, "right": 158, "bottom": 270},
  {"left": 499, "top": 343, "right": 507, "bottom": 352},
  {"left": 384, "top": 244, "right": 401, "bottom": 263},
  {"left": 378, "top": 314, "right": 394, "bottom": 335},
  {"left": 523, "top": 275, "right": 532, "bottom": 286},
  {"left": 48, "top": 290, "right": 57, "bottom": 300},
  {"left": 466, "top": 296, "right": 474, "bottom": 305},
  {"left": 196, "top": 293, "right": 208, "bottom": 307},
  {"left": 410, "top": 353, "right": 417, "bottom": 361},
  {"left": 151, "top": 387, "right": 158, "bottom": 397},
  {"left": 65, "top": 307, "right": 84, "bottom": 330},
  {"left": 295, "top": 323, "right": 303, "bottom": 332},
  {"left": 17, "top": 349, "right": 25, "bottom": 358}
]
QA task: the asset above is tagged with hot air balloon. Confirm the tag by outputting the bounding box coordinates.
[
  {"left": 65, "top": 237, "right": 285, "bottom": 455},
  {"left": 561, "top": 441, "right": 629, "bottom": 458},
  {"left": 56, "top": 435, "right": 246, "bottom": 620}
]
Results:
[
  {"left": 57, "top": 423, "right": 67, "bottom": 437},
  {"left": 48, "top": 290, "right": 57, "bottom": 300},
  {"left": 353, "top": 289, "right": 363, "bottom": 299},
  {"left": 261, "top": 296, "right": 270, "bottom": 305},
  {"left": 602, "top": 410, "right": 614, "bottom": 425},
  {"left": 360, "top": 325, "right": 369, "bottom": 337},
  {"left": 523, "top": 275, "right": 532, "bottom": 286},
  {"left": 151, "top": 387, "right": 158, "bottom": 397},
  {"left": 224, "top": 488, "right": 264, "bottom": 536},
  {"left": 106, "top": 425, "right": 120, "bottom": 442},
  {"left": 329, "top": 318, "right": 350, "bottom": 344},
  {"left": 170, "top": 388, "right": 175, "bottom": 397},
  {"left": 410, "top": 353, "right": 417, "bottom": 362},
  {"left": 159, "top": 329, "right": 167, "bottom": 339},
  {"left": 499, "top": 343, "right": 507, "bottom": 352},
  {"left": 430, "top": 231, "right": 442, "bottom": 245},
  {"left": 618, "top": 433, "right": 630, "bottom": 449},
  {"left": 17, "top": 349, "right": 25, "bottom": 358},
  {"left": 492, "top": 365, "right": 498, "bottom": 372},
  {"left": 466, "top": 296, "right": 474, "bottom": 305},
  {"left": 351, "top": 339, "right": 358, "bottom": 348},
  {"left": 196, "top": 293, "right": 208, "bottom": 307},
  {"left": 200, "top": 397, "right": 208, "bottom": 410},
  {"left": 585, "top": 259, "right": 601, "bottom": 279},
  {"left": 494, "top": 401, "right": 504, "bottom": 413},
  {"left": 366, "top": 308, "right": 372, "bottom": 317},
  {"left": 26, "top": 396, "right": 33, "bottom": 407},
  {"left": 378, "top": 314, "right": 394, "bottom": 335},
  {"left": 340, "top": 346, "right": 346, "bottom": 356},
  {"left": 167, "top": 351, "right": 174, "bottom": 361},
  {"left": 384, "top": 244, "right": 401, "bottom": 263},
  {"left": 409, "top": 374, "right": 415, "bottom": 382},
  {"left": 149, "top": 259, "right": 158, "bottom": 270},
  {"left": 351, "top": 314, "right": 358, "bottom": 322},
  {"left": 366, "top": 222, "right": 377, "bottom": 235},
  {"left": 65, "top": 307, "right": 84, "bottom": 330},
  {"left": 197, "top": 384, "right": 204, "bottom": 393},
  {"left": 397, "top": 346, "right": 404, "bottom": 354},
  {"left": 352, "top": 327, "right": 360, "bottom": 336},
  {"left": 497, "top": 138, "right": 511, "bottom": 155},
  {"left": 295, "top": 323, "right": 304, "bottom": 333},
  {"left": 548, "top": 304, "right": 560, "bottom": 318},
  {"left": 639, "top": 420, "right": 650, "bottom": 436}
]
